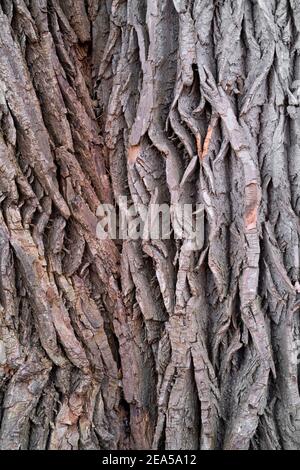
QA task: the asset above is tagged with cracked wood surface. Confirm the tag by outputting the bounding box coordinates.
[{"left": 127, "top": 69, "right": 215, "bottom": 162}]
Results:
[{"left": 0, "top": 0, "right": 300, "bottom": 450}]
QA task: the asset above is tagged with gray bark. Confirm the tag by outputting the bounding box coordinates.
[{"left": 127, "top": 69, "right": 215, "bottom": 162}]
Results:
[{"left": 0, "top": 0, "right": 300, "bottom": 450}]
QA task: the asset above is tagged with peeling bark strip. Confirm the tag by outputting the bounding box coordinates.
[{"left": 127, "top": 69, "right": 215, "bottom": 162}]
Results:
[{"left": 0, "top": 0, "right": 300, "bottom": 451}]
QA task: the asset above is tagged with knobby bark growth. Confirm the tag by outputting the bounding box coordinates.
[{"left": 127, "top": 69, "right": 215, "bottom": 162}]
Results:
[{"left": 0, "top": 0, "right": 300, "bottom": 450}]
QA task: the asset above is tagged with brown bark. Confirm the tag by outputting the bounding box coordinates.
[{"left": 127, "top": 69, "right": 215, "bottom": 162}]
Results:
[{"left": 0, "top": 0, "right": 300, "bottom": 450}]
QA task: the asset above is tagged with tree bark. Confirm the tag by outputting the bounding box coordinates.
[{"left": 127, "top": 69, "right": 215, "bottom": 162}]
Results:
[{"left": 0, "top": 0, "right": 300, "bottom": 450}]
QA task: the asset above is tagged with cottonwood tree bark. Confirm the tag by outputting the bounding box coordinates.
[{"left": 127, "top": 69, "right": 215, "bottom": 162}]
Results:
[{"left": 0, "top": 0, "right": 300, "bottom": 450}]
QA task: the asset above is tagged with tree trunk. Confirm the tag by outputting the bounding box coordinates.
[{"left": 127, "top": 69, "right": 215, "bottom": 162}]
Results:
[{"left": 0, "top": 0, "right": 300, "bottom": 451}]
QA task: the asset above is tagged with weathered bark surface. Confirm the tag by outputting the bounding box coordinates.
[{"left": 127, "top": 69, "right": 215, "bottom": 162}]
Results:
[{"left": 0, "top": 0, "right": 300, "bottom": 450}]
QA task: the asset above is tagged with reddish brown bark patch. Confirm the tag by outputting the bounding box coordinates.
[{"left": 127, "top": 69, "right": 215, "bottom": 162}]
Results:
[
  {"left": 196, "top": 132, "right": 202, "bottom": 159},
  {"left": 201, "top": 125, "right": 213, "bottom": 160},
  {"left": 128, "top": 145, "right": 141, "bottom": 164}
]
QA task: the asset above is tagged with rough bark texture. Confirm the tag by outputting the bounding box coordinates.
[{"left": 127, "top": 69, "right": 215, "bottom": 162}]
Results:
[{"left": 0, "top": 0, "right": 300, "bottom": 450}]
